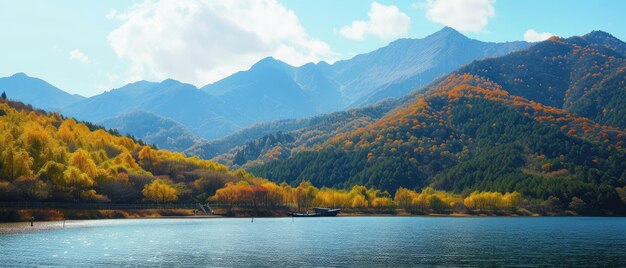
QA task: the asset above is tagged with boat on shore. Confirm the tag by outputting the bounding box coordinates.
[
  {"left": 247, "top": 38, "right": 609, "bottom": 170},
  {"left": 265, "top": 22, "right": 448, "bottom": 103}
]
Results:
[{"left": 289, "top": 207, "right": 341, "bottom": 217}]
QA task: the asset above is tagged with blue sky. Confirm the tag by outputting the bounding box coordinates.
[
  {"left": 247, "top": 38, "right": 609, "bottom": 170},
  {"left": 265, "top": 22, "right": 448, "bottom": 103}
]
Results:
[{"left": 0, "top": 0, "right": 624, "bottom": 97}]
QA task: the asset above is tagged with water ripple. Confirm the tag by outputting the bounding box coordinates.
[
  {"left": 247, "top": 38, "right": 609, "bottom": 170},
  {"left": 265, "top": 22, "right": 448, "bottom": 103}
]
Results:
[{"left": 0, "top": 217, "right": 625, "bottom": 267}]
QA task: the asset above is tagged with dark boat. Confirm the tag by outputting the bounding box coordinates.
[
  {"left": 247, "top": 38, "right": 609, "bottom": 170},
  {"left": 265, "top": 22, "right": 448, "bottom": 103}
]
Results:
[
  {"left": 289, "top": 207, "right": 341, "bottom": 217},
  {"left": 314, "top": 207, "right": 341, "bottom": 216}
]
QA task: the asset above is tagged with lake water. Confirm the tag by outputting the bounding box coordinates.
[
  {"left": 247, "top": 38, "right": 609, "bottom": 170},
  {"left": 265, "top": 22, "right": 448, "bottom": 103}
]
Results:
[{"left": 1, "top": 217, "right": 625, "bottom": 267}]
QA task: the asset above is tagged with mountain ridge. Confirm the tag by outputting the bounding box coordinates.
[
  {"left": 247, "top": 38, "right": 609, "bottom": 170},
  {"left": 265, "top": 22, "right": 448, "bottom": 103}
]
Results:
[
  {"left": 97, "top": 110, "right": 205, "bottom": 152},
  {"left": 61, "top": 79, "right": 245, "bottom": 139},
  {"left": 0, "top": 72, "right": 84, "bottom": 111}
]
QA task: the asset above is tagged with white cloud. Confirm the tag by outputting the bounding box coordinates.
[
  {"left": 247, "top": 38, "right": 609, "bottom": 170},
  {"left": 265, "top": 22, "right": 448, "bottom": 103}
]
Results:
[
  {"left": 524, "top": 29, "right": 554, "bottom": 42},
  {"left": 339, "top": 2, "right": 410, "bottom": 40},
  {"left": 423, "top": 0, "right": 495, "bottom": 32},
  {"left": 69, "top": 49, "right": 91, "bottom": 64},
  {"left": 105, "top": 9, "right": 118, "bottom": 20},
  {"left": 96, "top": 73, "right": 121, "bottom": 92},
  {"left": 107, "top": 0, "right": 336, "bottom": 86}
]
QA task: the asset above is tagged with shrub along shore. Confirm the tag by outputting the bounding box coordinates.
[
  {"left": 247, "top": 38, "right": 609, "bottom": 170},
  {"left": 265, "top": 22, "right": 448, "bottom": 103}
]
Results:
[
  {"left": 0, "top": 207, "right": 582, "bottom": 223},
  {"left": 0, "top": 184, "right": 602, "bottom": 222}
]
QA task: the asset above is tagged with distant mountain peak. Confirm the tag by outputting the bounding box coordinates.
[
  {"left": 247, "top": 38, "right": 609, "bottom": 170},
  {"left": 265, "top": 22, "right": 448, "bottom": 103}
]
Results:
[
  {"left": 386, "top": 27, "right": 467, "bottom": 47},
  {"left": 160, "top": 78, "right": 199, "bottom": 90},
  {"left": 584, "top": 30, "right": 614, "bottom": 39},
  {"left": 546, "top": 36, "right": 564, "bottom": 42},
  {"left": 243, "top": 57, "right": 296, "bottom": 78},
  {"left": 316, "top": 60, "right": 331, "bottom": 67},
  {"left": 251, "top": 56, "right": 292, "bottom": 70},
  {"left": 441, "top": 26, "right": 460, "bottom": 34},
  {"left": 256, "top": 56, "right": 279, "bottom": 65},
  {"left": 11, "top": 72, "right": 29, "bottom": 78},
  {"left": 161, "top": 78, "right": 184, "bottom": 85},
  {"left": 429, "top": 26, "right": 466, "bottom": 40},
  {"left": 259, "top": 56, "right": 277, "bottom": 62},
  {"left": 0, "top": 72, "right": 84, "bottom": 111},
  {"left": 582, "top": 30, "right": 625, "bottom": 47}
]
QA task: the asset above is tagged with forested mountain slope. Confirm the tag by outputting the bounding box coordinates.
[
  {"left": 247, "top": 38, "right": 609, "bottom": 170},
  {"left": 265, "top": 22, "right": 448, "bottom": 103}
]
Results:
[
  {"left": 250, "top": 32, "right": 626, "bottom": 214},
  {"left": 456, "top": 31, "right": 626, "bottom": 128},
  {"left": 185, "top": 99, "right": 397, "bottom": 160},
  {"left": 0, "top": 98, "right": 256, "bottom": 203},
  {"left": 208, "top": 100, "right": 397, "bottom": 168}
]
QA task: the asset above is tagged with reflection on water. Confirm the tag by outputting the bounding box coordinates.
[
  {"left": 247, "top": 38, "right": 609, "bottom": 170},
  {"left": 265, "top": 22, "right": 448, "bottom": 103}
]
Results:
[{"left": 1, "top": 217, "right": 625, "bottom": 266}]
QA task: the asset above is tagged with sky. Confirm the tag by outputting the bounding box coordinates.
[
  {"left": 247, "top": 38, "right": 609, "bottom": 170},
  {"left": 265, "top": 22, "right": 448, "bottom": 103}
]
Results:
[{"left": 0, "top": 0, "right": 624, "bottom": 97}]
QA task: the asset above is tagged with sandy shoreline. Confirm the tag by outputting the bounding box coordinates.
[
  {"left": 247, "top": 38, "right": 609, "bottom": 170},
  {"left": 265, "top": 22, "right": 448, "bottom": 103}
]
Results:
[
  {"left": 0, "top": 213, "right": 545, "bottom": 234},
  {"left": 0, "top": 216, "right": 225, "bottom": 234},
  {"left": 0, "top": 220, "right": 71, "bottom": 234}
]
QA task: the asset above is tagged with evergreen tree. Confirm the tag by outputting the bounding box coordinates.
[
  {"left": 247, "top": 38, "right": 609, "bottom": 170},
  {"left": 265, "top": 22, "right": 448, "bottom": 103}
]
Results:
[{"left": 1, "top": 91, "right": 6, "bottom": 99}]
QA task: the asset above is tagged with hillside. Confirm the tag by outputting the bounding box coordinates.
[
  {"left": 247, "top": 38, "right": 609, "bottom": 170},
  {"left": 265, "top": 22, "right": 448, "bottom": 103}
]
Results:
[
  {"left": 456, "top": 31, "right": 626, "bottom": 128},
  {"left": 208, "top": 100, "right": 397, "bottom": 168},
  {"left": 0, "top": 73, "right": 84, "bottom": 111},
  {"left": 0, "top": 98, "right": 255, "bottom": 203},
  {"left": 250, "top": 33, "right": 626, "bottom": 214},
  {"left": 97, "top": 111, "right": 205, "bottom": 152}
]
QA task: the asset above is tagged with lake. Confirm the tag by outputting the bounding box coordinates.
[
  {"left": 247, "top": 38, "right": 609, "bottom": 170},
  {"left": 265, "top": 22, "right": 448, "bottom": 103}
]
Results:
[{"left": 1, "top": 217, "right": 625, "bottom": 267}]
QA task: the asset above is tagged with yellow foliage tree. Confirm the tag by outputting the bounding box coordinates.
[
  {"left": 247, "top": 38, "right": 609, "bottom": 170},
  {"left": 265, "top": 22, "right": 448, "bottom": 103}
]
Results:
[
  {"left": 394, "top": 187, "right": 417, "bottom": 208},
  {"left": 351, "top": 195, "right": 369, "bottom": 208},
  {"left": 71, "top": 149, "right": 98, "bottom": 178},
  {"left": 412, "top": 194, "right": 430, "bottom": 211},
  {"left": 61, "top": 166, "right": 94, "bottom": 201},
  {"left": 463, "top": 191, "right": 522, "bottom": 211},
  {"left": 142, "top": 179, "right": 178, "bottom": 203},
  {"left": 1, "top": 144, "right": 33, "bottom": 180},
  {"left": 371, "top": 197, "right": 392, "bottom": 208},
  {"left": 295, "top": 181, "right": 318, "bottom": 209},
  {"left": 213, "top": 182, "right": 238, "bottom": 207},
  {"left": 261, "top": 182, "right": 284, "bottom": 207},
  {"left": 138, "top": 146, "right": 159, "bottom": 172},
  {"left": 502, "top": 192, "right": 524, "bottom": 210}
]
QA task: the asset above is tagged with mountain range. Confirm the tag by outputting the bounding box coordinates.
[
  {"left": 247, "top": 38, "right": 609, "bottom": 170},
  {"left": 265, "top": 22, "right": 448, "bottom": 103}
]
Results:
[
  {"left": 61, "top": 79, "right": 244, "bottom": 139},
  {"left": 0, "top": 27, "right": 529, "bottom": 144}
]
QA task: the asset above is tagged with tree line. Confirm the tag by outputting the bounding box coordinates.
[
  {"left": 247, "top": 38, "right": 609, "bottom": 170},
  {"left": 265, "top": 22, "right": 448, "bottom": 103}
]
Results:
[{"left": 211, "top": 180, "right": 596, "bottom": 215}]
